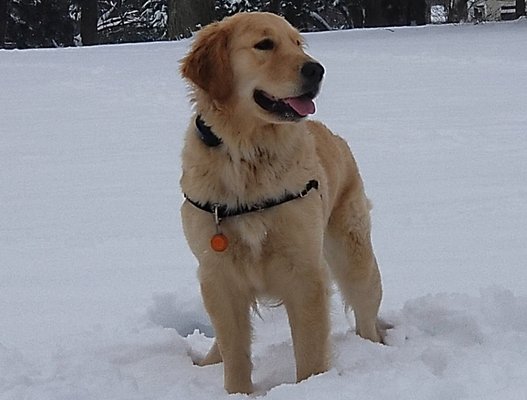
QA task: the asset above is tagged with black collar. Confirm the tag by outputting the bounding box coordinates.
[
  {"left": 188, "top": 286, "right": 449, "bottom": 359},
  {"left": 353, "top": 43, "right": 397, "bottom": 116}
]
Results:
[
  {"left": 185, "top": 180, "right": 319, "bottom": 222},
  {"left": 195, "top": 115, "right": 222, "bottom": 147}
]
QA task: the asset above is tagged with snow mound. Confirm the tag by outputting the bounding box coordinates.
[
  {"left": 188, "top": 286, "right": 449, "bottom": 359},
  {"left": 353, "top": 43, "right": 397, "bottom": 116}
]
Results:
[
  {"left": 4, "top": 288, "right": 526, "bottom": 399},
  {"left": 146, "top": 292, "right": 214, "bottom": 337},
  {"left": 2, "top": 19, "right": 527, "bottom": 400}
]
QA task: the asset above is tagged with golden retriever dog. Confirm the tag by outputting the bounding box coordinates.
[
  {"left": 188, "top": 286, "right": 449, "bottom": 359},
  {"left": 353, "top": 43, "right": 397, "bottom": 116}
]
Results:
[{"left": 180, "top": 12, "right": 384, "bottom": 394}]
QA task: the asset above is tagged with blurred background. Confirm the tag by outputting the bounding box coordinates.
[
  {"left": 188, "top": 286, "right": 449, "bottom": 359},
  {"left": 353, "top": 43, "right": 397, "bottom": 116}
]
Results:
[{"left": 0, "top": 0, "right": 525, "bottom": 49}]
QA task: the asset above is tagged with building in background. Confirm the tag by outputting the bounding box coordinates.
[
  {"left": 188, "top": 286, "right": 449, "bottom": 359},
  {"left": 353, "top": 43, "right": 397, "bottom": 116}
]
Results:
[{"left": 468, "top": 0, "right": 521, "bottom": 21}]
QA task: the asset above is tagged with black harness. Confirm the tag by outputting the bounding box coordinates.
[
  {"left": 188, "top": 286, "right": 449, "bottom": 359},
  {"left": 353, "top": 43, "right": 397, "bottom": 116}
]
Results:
[{"left": 184, "top": 115, "right": 319, "bottom": 221}]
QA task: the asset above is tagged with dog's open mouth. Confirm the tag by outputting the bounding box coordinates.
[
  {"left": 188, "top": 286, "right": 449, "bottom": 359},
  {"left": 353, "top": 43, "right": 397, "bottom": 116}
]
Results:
[{"left": 253, "top": 89, "right": 316, "bottom": 120}]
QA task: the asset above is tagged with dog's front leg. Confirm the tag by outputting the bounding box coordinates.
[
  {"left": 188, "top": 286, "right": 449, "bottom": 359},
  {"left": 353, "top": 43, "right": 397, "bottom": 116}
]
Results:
[
  {"left": 200, "top": 275, "right": 254, "bottom": 394},
  {"left": 282, "top": 265, "right": 330, "bottom": 383}
]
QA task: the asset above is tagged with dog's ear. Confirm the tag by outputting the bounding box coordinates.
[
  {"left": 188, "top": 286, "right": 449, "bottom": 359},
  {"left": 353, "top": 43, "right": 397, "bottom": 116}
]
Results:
[{"left": 180, "top": 22, "right": 233, "bottom": 103}]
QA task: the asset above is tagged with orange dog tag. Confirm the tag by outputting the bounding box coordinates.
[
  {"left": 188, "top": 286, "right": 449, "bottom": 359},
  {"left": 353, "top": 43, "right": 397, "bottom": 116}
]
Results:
[{"left": 211, "top": 233, "right": 228, "bottom": 252}]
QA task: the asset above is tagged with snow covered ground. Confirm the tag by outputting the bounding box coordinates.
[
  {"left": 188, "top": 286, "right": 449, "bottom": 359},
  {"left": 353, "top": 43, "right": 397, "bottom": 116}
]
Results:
[{"left": 1, "top": 19, "right": 527, "bottom": 399}]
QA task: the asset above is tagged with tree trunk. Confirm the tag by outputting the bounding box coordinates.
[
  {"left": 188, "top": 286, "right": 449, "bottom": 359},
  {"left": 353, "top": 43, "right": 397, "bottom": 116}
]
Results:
[
  {"left": 80, "top": 0, "right": 98, "bottom": 46},
  {"left": 406, "top": 0, "right": 427, "bottom": 25},
  {"left": 447, "top": 0, "right": 467, "bottom": 22},
  {"left": 364, "top": 0, "right": 385, "bottom": 27},
  {"left": 517, "top": 0, "right": 526, "bottom": 18},
  {"left": 456, "top": 0, "right": 468, "bottom": 21},
  {"left": 0, "top": 0, "right": 7, "bottom": 48},
  {"left": 168, "top": 0, "right": 214, "bottom": 40}
]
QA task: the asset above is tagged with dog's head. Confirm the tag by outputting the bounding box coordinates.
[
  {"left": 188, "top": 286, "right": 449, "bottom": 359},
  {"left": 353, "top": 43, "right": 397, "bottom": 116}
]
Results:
[{"left": 180, "top": 12, "right": 324, "bottom": 123}]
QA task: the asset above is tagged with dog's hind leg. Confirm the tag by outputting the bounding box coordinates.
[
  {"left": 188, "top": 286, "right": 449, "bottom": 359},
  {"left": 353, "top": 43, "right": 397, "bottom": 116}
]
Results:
[
  {"left": 324, "top": 194, "right": 383, "bottom": 343},
  {"left": 196, "top": 340, "right": 222, "bottom": 366}
]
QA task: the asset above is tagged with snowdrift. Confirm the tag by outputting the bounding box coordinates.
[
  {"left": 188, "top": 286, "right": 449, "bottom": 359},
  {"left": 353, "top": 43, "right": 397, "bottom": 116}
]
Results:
[{"left": 1, "top": 20, "right": 527, "bottom": 399}]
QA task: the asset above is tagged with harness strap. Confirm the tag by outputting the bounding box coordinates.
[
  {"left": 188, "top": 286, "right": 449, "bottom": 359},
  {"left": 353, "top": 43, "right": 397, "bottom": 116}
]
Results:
[{"left": 184, "top": 180, "right": 319, "bottom": 221}]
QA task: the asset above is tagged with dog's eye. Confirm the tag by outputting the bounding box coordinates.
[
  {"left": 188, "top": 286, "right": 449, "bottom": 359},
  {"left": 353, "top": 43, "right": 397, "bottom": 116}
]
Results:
[{"left": 254, "top": 39, "right": 274, "bottom": 51}]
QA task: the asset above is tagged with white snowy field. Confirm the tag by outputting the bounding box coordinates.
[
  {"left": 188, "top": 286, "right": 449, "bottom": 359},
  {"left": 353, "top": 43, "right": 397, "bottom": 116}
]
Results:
[{"left": 1, "top": 19, "right": 527, "bottom": 399}]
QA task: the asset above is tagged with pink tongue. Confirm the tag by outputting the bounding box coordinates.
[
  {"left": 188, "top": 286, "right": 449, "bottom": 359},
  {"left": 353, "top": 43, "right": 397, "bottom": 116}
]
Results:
[{"left": 284, "top": 96, "right": 315, "bottom": 116}]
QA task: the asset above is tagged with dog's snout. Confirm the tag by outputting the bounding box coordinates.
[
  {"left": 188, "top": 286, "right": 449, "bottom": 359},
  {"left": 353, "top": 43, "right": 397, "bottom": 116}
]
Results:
[{"left": 301, "top": 62, "right": 325, "bottom": 84}]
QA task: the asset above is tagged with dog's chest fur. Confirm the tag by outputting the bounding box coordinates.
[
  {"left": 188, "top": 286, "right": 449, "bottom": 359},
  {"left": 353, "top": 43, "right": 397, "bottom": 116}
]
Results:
[
  {"left": 181, "top": 120, "right": 318, "bottom": 256},
  {"left": 181, "top": 120, "right": 316, "bottom": 201}
]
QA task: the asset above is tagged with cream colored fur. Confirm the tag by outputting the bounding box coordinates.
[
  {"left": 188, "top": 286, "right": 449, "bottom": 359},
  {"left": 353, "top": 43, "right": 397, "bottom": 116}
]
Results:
[{"left": 180, "top": 12, "right": 384, "bottom": 394}]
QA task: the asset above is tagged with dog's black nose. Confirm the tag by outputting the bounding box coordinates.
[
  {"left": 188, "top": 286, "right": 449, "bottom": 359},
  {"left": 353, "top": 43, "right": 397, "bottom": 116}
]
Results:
[{"left": 301, "top": 62, "right": 325, "bottom": 84}]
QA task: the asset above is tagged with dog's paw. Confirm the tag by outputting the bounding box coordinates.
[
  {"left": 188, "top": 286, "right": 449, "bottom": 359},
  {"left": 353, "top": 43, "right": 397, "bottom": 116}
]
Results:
[
  {"left": 356, "top": 318, "right": 393, "bottom": 344},
  {"left": 193, "top": 340, "right": 223, "bottom": 366},
  {"left": 377, "top": 318, "right": 394, "bottom": 344}
]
